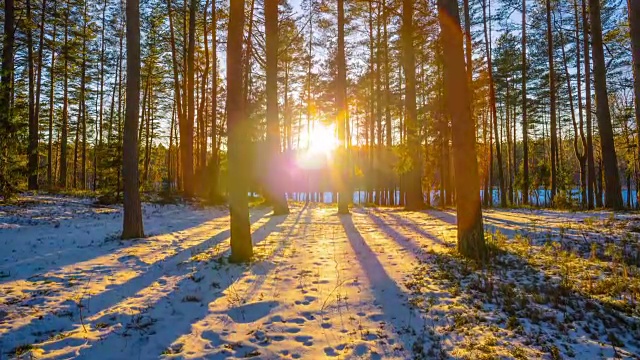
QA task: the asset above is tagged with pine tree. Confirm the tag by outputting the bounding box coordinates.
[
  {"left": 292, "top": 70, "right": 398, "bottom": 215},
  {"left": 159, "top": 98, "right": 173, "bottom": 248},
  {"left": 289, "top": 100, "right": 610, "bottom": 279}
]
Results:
[
  {"left": 122, "top": 0, "right": 145, "bottom": 239},
  {"left": 438, "top": 0, "right": 486, "bottom": 261},
  {"left": 589, "top": 0, "right": 623, "bottom": 209},
  {"left": 228, "top": 0, "right": 252, "bottom": 263}
]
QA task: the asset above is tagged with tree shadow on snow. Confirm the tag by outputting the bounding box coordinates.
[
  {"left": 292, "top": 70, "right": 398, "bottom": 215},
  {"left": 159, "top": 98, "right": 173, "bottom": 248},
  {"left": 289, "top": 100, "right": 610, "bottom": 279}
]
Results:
[
  {"left": 0, "top": 209, "right": 277, "bottom": 357},
  {"left": 0, "top": 205, "right": 237, "bottom": 285},
  {"left": 367, "top": 209, "right": 640, "bottom": 358},
  {"left": 63, "top": 208, "right": 304, "bottom": 359},
  {"left": 339, "top": 214, "right": 423, "bottom": 358}
]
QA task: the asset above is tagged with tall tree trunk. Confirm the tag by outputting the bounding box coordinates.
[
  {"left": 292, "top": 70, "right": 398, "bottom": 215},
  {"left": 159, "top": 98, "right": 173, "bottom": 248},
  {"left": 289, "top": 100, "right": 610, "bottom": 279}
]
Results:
[
  {"left": 629, "top": 0, "right": 640, "bottom": 206},
  {"left": 482, "top": 0, "right": 506, "bottom": 207},
  {"left": 228, "top": 0, "right": 252, "bottom": 262},
  {"left": 243, "top": 0, "right": 256, "bottom": 107},
  {"left": 521, "top": 0, "right": 529, "bottom": 205},
  {"left": 198, "top": 0, "right": 211, "bottom": 190},
  {"left": 438, "top": 0, "right": 486, "bottom": 261},
  {"left": 80, "top": 3, "right": 88, "bottom": 189},
  {"left": 383, "top": 0, "right": 392, "bottom": 204},
  {"left": 116, "top": 22, "right": 124, "bottom": 196},
  {"left": 561, "top": 23, "right": 586, "bottom": 207},
  {"left": 47, "top": 0, "right": 57, "bottom": 188},
  {"left": 368, "top": 0, "right": 375, "bottom": 203},
  {"left": 59, "top": 5, "right": 69, "bottom": 188},
  {"left": 583, "top": 0, "right": 596, "bottom": 209},
  {"left": 402, "top": 0, "right": 424, "bottom": 210},
  {"left": 546, "top": 0, "right": 558, "bottom": 204},
  {"left": 337, "top": 0, "right": 349, "bottom": 214},
  {"left": 266, "top": 0, "right": 289, "bottom": 214},
  {"left": 182, "top": 0, "right": 197, "bottom": 197},
  {"left": 0, "top": 0, "right": 15, "bottom": 196},
  {"left": 209, "top": 0, "right": 220, "bottom": 201},
  {"left": 122, "top": 0, "right": 144, "bottom": 239},
  {"left": 167, "top": 0, "right": 186, "bottom": 192},
  {"left": 169, "top": 102, "right": 175, "bottom": 190},
  {"left": 506, "top": 81, "right": 514, "bottom": 204},
  {"left": 375, "top": 4, "right": 383, "bottom": 205},
  {"left": 590, "top": 0, "right": 623, "bottom": 209},
  {"left": 574, "top": 0, "right": 588, "bottom": 207},
  {"left": 97, "top": 0, "right": 107, "bottom": 189},
  {"left": 34, "top": 0, "right": 48, "bottom": 189},
  {"left": 27, "top": 0, "right": 38, "bottom": 190}
]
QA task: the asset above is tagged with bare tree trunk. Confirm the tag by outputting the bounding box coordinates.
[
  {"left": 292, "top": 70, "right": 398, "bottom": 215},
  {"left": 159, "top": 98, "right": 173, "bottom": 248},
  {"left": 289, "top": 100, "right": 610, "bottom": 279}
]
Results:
[
  {"left": 198, "top": 0, "right": 211, "bottom": 191},
  {"left": 182, "top": 0, "right": 198, "bottom": 197},
  {"left": 243, "top": 0, "right": 256, "bottom": 108},
  {"left": 574, "top": 0, "right": 588, "bottom": 207},
  {"left": 629, "top": 0, "right": 640, "bottom": 206},
  {"left": 47, "top": 0, "right": 57, "bottom": 188},
  {"left": 265, "top": 0, "right": 289, "bottom": 214},
  {"left": 482, "top": 0, "right": 506, "bottom": 207},
  {"left": 97, "top": 0, "right": 107, "bottom": 189},
  {"left": 375, "top": 4, "right": 383, "bottom": 205},
  {"left": 59, "top": 4, "right": 69, "bottom": 188},
  {"left": 402, "top": 0, "right": 424, "bottom": 210},
  {"left": 583, "top": 0, "right": 596, "bottom": 209},
  {"left": 590, "top": 0, "right": 623, "bottom": 209},
  {"left": 34, "top": 0, "right": 48, "bottom": 189},
  {"left": 80, "top": 2, "right": 88, "bottom": 189},
  {"left": 337, "top": 0, "right": 349, "bottom": 214},
  {"left": 27, "top": 0, "right": 38, "bottom": 190},
  {"left": 546, "top": 0, "right": 558, "bottom": 204},
  {"left": 228, "top": 0, "right": 252, "bottom": 262},
  {"left": 167, "top": 0, "right": 186, "bottom": 192},
  {"left": 438, "top": 0, "right": 486, "bottom": 261},
  {"left": 383, "top": 0, "right": 392, "bottom": 204},
  {"left": 209, "top": 0, "right": 220, "bottom": 201},
  {"left": 0, "top": 0, "right": 15, "bottom": 196},
  {"left": 522, "top": 0, "right": 529, "bottom": 204},
  {"left": 122, "top": 0, "right": 144, "bottom": 239}
]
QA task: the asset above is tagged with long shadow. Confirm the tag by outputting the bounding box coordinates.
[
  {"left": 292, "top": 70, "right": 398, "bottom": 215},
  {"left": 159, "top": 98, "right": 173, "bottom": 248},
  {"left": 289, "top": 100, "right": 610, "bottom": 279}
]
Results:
[
  {"left": 71, "top": 209, "right": 301, "bottom": 359},
  {"left": 0, "top": 209, "right": 272, "bottom": 355},
  {"left": 373, "top": 210, "right": 452, "bottom": 248},
  {"left": 425, "top": 209, "right": 457, "bottom": 225},
  {"left": 242, "top": 204, "right": 309, "bottom": 303},
  {"left": 380, "top": 211, "right": 640, "bottom": 357},
  {"left": 340, "top": 215, "right": 423, "bottom": 358},
  {"left": 0, "top": 204, "right": 233, "bottom": 284},
  {"left": 411, "top": 244, "right": 640, "bottom": 358}
]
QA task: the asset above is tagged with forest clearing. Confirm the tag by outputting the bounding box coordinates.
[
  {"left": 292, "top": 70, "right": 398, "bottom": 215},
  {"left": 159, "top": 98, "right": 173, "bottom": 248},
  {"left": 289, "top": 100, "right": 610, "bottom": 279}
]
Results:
[{"left": 1, "top": 194, "right": 640, "bottom": 359}]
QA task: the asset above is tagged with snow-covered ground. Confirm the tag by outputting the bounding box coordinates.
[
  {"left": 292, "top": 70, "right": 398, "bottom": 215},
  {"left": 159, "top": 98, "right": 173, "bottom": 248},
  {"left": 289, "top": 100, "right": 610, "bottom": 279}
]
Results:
[{"left": 1, "top": 195, "right": 639, "bottom": 359}]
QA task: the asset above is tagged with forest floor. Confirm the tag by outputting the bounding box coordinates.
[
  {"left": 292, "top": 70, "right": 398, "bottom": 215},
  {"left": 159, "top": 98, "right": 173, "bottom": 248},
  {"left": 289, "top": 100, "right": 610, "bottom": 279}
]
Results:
[{"left": 1, "top": 195, "right": 640, "bottom": 359}]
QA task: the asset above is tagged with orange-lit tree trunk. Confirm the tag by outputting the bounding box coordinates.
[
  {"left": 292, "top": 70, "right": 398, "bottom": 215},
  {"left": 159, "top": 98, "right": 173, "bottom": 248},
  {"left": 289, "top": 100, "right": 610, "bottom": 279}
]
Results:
[
  {"left": 438, "top": 0, "right": 486, "bottom": 261},
  {"left": 590, "top": 0, "right": 623, "bottom": 209},
  {"left": 482, "top": 0, "right": 506, "bottom": 207},
  {"left": 402, "top": 0, "right": 424, "bottom": 210},
  {"left": 228, "top": 0, "right": 252, "bottom": 262},
  {"left": 209, "top": 0, "right": 221, "bottom": 202},
  {"left": 266, "top": 0, "right": 289, "bottom": 214},
  {"left": 337, "top": 0, "right": 349, "bottom": 214},
  {"left": 182, "top": 0, "right": 197, "bottom": 198}
]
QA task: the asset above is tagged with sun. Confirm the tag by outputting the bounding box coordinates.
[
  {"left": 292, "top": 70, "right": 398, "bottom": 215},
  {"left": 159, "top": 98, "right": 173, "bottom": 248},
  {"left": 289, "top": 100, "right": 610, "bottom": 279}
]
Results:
[
  {"left": 307, "top": 123, "right": 339, "bottom": 156},
  {"left": 296, "top": 122, "right": 340, "bottom": 169}
]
